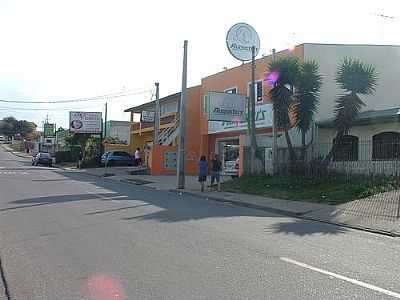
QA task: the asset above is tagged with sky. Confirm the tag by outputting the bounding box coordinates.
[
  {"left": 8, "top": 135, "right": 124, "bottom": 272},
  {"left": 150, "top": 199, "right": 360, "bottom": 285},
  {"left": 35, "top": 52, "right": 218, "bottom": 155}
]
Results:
[{"left": 0, "top": 0, "right": 399, "bottom": 130}]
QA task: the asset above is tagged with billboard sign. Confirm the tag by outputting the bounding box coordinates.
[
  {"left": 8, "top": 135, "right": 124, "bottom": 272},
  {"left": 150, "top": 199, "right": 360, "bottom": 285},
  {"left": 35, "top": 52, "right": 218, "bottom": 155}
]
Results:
[
  {"left": 69, "top": 112, "right": 102, "bottom": 134},
  {"left": 208, "top": 104, "right": 273, "bottom": 134},
  {"left": 226, "top": 23, "right": 260, "bottom": 61},
  {"left": 44, "top": 123, "right": 55, "bottom": 137},
  {"left": 205, "top": 91, "right": 246, "bottom": 122},
  {"left": 141, "top": 111, "right": 155, "bottom": 123}
]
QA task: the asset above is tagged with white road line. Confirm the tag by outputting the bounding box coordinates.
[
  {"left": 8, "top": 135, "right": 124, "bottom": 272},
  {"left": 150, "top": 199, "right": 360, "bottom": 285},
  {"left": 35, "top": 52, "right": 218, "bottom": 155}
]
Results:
[{"left": 280, "top": 257, "right": 400, "bottom": 299}]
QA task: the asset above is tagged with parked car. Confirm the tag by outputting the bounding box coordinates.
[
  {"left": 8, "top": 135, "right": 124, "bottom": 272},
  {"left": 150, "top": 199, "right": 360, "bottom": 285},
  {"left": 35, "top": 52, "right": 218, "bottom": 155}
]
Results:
[
  {"left": 32, "top": 152, "right": 53, "bottom": 167},
  {"left": 101, "top": 151, "right": 134, "bottom": 167}
]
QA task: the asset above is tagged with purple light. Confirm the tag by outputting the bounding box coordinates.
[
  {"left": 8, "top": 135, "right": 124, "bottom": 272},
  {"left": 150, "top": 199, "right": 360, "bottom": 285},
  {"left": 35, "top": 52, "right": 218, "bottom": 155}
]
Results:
[{"left": 265, "top": 71, "right": 279, "bottom": 87}]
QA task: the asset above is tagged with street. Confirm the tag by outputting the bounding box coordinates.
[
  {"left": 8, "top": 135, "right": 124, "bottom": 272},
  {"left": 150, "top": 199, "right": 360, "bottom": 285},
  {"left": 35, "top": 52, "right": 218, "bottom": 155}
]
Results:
[{"left": 1, "top": 147, "right": 400, "bottom": 299}]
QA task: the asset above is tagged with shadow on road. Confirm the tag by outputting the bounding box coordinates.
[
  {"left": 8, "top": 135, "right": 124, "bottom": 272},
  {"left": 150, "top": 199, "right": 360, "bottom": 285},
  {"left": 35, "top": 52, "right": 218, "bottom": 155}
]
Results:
[
  {"left": 7, "top": 169, "right": 348, "bottom": 237},
  {"left": 4, "top": 192, "right": 121, "bottom": 211},
  {"left": 268, "top": 219, "right": 348, "bottom": 236}
]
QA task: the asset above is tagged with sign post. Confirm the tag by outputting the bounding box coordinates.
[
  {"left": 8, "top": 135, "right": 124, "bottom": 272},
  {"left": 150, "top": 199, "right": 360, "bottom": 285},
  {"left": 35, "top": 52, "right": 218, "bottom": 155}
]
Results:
[{"left": 226, "top": 23, "right": 260, "bottom": 174}]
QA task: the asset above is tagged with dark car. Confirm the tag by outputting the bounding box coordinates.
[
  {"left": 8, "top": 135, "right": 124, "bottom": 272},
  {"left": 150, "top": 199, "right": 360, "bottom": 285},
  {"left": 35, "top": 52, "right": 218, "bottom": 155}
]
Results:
[
  {"left": 32, "top": 152, "right": 53, "bottom": 167},
  {"left": 101, "top": 151, "right": 134, "bottom": 167}
]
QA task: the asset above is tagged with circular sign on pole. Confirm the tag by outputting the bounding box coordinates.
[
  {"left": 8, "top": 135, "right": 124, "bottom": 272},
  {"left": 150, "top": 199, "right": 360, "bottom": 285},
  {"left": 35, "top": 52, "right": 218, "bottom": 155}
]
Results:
[{"left": 226, "top": 23, "right": 260, "bottom": 61}]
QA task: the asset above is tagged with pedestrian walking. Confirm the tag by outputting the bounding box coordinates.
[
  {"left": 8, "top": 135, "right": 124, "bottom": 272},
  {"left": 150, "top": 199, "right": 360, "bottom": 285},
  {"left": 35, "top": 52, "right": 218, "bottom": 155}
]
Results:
[
  {"left": 77, "top": 150, "right": 83, "bottom": 169},
  {"left": 134, "top": 147, "right": 142, "bottom": 166},
  {"left": 211, "top": 154, "right": 222, "bottom": 192},
  {"left": 198, "top": 155, "right": 207, "bottom": 192}
]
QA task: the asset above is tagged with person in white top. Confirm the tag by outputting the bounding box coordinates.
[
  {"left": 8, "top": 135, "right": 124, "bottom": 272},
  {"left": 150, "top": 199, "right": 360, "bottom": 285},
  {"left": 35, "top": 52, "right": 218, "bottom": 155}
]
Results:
[{"left": 134, "top": 148, "right": 141, "bottom": 166}]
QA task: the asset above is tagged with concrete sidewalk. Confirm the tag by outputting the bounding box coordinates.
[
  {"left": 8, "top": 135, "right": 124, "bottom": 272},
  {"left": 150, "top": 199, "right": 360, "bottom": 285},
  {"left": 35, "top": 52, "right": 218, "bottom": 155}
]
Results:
[
  {"left": 62, "top": 167, "right": 400, "bottom": 237},
  {"left": 0, "top": 144, "right": 32, "bottom": 159}
]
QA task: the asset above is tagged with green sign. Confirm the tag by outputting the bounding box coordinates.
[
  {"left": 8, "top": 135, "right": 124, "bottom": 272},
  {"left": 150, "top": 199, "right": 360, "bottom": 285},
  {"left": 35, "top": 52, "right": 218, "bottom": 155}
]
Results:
[{"left": 44, "top": 123, "right": 55, "bottom": 138}]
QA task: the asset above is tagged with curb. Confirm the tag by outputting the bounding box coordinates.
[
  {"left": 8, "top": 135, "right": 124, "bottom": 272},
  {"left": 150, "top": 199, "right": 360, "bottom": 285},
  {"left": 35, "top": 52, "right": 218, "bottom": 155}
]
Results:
[
  {"left": 172, "top": 189, "right": 400, "bottom": 238},
  {"left": 1, "top": 145, "right": 31, "bottom": 159}
]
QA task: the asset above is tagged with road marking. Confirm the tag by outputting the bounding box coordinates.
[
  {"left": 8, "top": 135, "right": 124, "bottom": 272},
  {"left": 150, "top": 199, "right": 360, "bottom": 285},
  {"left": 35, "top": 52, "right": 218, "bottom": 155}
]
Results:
[
  {"left": 0, "top": 171, "right": 29, "bottom": 175},
  {"left": 280, "top": 257, "right": 400, "bottom": 298}
]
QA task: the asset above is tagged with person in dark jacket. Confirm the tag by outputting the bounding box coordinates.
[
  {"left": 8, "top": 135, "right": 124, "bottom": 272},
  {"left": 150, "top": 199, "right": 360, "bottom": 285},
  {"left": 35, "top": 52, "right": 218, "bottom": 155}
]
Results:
[
  {"left": 198, "top": 155, "right": 207, "bottom": 192},
  {"left": 211, "top": 154, "right": 222, "bottom": 191}
]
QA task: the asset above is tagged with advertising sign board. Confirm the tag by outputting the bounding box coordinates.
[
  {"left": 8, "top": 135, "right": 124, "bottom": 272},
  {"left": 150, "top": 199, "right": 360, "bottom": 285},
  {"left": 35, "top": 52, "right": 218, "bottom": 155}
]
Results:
[
  {"left": 205, "top": 92, "right": 246, "bottom": 122},
  {"left": 208, "top": 104, "right": 273, "bottom": 134},
  {"left": 44, "top": 123, "right": 55, "bottom": 137},
  {"left": 226, "top": 23, "right": 260, "bottom": 61},
  {"left": 69, "top": 112, "right": 102, "bottom": 134}
]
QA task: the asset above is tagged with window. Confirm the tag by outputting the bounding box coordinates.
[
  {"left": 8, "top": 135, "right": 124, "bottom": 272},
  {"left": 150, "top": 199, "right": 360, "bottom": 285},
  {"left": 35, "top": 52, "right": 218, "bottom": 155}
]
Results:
[
  {"left": 372, "top": 132, "right": 400, "bottom": 160},
  {"left": 224, "top": 87, "right": 237, "bottom": 94},
  {"left": 203, "top": 95, "right": 208, "bottom": 114},
  {"left": 247, "top": 81, "right": 263, "bottom": 102},
  {"left": 333, "top": 135, "right": 359, "bottom": 161},
  {"left": 161, "top": 102, "right": 178, "bottom": 116}
]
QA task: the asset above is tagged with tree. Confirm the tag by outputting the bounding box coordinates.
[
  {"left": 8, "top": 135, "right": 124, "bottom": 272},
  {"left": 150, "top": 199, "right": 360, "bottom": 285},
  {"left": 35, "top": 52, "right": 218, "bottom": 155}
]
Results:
[
  {"left": 268, "top": 56, "right": 300, "bottom": 162},
  {"left": 0, "top": 116, "right": 36, "bottom": 139},
  {"left": 65, "top": 133, "right": 91, "bottom": 159},
  {"left": 325, "top": 58, "right": 378, "bottom": 161},
  {"left": 65, "top": 133, "right": 101, "bottom": 162},
  {"left": 294, "top": 60, "right": 322, "bottom": 161},
  {"left": 0, "top": 116, "right": 18, "bottom": 138},
  {"left": 16, "top": 120, "right": 36, "bottom": 138}
]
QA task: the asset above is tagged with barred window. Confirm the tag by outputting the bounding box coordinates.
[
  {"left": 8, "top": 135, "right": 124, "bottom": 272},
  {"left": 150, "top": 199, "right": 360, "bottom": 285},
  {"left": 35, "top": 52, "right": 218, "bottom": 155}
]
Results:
[
  {"left": 372, "top": 132, "right": 400, "bottom": 160},
  {"left": 333, "top": 135, "right": 359, "bottom": 161}
]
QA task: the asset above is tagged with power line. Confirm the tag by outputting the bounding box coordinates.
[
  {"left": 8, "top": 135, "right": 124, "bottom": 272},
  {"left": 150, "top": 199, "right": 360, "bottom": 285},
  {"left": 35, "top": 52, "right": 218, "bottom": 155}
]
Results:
[
  {"left": 0, "top": 88, "right": 152, "bottom": 104},
  {"left": 0, "top": 104, "right": 102, "bottom": 111}
]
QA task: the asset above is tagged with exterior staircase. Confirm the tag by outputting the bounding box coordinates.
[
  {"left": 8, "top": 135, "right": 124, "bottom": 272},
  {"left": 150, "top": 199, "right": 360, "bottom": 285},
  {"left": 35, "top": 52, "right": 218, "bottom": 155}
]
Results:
[{"left": 158, "top": 119, "right": 179, "bottom": 146}]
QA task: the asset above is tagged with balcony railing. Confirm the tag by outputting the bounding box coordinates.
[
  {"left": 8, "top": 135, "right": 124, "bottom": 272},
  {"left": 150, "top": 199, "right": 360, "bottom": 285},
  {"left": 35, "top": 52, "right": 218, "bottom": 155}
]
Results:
[{"left": 132, "top": 113, "right": 177, "bottom": 131}]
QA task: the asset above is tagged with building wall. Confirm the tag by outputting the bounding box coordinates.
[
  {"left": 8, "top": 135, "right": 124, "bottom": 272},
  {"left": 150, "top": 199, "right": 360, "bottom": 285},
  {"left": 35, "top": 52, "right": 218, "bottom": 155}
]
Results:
[
  {"left": 317, "top": 121, "right": 400, "bottom": 161},
  {"left": 150, "top": 145, "right": 177, "bottom": 175},
  {"left": 185, "top": 86, "right": 202, "bottom": 174},
  {"left": 128, "top": 86, "right": 202, "bottom": 175},
  {"left": 304, "top": 44, "right": 400, "bottom": 122},
  {"left": 199, "top": 45, "right": 305, "bottom": 157}
]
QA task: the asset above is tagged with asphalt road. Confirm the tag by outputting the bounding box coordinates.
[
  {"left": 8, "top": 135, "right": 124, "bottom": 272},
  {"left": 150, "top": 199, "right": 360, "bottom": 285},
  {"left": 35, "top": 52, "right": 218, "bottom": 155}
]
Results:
[{"left": 1, "top": 147, "right": 400, "bottom": 299}]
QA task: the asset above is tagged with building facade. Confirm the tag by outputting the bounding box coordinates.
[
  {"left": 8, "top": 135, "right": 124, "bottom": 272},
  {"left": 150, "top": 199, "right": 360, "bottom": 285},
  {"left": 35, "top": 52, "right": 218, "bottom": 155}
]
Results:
[{"left": 123, "top": 43, "right": 399, "bottom": 176}]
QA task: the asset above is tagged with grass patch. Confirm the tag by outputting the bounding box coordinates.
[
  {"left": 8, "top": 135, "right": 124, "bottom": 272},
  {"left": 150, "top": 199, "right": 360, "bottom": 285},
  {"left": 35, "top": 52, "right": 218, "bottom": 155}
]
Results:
[{"left": 222, "top": 175, "right": 400, "bottom": 205}]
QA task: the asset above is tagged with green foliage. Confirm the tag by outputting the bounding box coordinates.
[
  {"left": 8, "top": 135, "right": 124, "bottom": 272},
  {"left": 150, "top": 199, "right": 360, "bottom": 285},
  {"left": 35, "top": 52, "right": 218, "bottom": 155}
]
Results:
[
  {"left": 295, "top": 60, "right": 322, "bottom": 133},
  {"left": 64, "top": 133, "right": 101, "bottom": 162},
  {"left": 336, "top": 58, "right": 378, "bottom": 95},
  {"left": 0, "top": 116, "right": 36, "bottom": 138},
  {"left": 268, "top": 57, "right": 300, "bottom": 128},
  {"left": 268, "top": 57, "right": 301, "bottom": 162},
  {"left": 334, "top": 58, "right": 378, "bottom": 135},
  {"left": 223, "top": 175, "right": 400, "bottom": 205}
]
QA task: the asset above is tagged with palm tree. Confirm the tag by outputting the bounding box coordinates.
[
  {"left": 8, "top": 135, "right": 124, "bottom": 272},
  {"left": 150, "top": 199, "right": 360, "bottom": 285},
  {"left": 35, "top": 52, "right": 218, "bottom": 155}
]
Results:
[
  {"left": 325, "top": 58, "right": 378, "bottom": 161},
  {"left": 268, "top": 56, "right": 300, "bottom": 162},
  {"left": 294, "top": 60, "right": 322, "bottom": 161}
]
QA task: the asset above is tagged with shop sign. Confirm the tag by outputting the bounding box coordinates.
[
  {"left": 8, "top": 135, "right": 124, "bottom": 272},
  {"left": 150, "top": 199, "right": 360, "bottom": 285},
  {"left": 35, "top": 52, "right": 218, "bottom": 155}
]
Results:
[
  {"left": 205, "top": 91, "right": 246, "bottom": 122},
  {"left": 226, "top": 23, "right": 260, "bottom": 61},
  {"left": 44, "top": 123, "right": 55, "bottom": 137},
  {"left": 141, "top": 111, "right": 155, "bottom": 123},
  {"left": 208, "top": 104, "right": 273, "bottom": 134}
]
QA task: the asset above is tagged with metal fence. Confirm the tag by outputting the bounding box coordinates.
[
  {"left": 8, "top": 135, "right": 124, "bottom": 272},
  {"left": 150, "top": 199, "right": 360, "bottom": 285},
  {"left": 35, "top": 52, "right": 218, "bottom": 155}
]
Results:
[{"left": 274, "top": 141, "right": 400, "bottom": 178}]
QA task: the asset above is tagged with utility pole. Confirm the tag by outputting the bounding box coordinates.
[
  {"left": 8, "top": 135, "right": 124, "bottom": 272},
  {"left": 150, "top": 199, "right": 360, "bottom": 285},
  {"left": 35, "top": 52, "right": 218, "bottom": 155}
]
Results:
[
  {"left": 104, "top": 102, "right": 108, "bottom": 138},
  {"left": 272, "top": 48, "right": 278, "bottom": 175},
  {"left": 177, "top": 40, "right": 188, "bottom": 189},
  {"left": 249, "top": 46, "right": 257, "bottom": 174},
  {"left": 154, "top": 82, "right": 160, "bottom": 145}
]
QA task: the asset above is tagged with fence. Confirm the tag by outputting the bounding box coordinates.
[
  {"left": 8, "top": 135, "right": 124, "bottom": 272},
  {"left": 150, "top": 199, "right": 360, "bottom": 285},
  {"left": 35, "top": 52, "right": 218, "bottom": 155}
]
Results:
[{"left": 273, "top": 141, "right": 400, "bottom": 178}]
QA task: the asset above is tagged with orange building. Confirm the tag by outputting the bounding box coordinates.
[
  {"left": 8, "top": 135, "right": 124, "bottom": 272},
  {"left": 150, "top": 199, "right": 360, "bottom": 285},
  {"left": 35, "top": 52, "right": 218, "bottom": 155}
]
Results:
[{"left": 124, "top": 45, "right": 304, "bottom": 176}]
